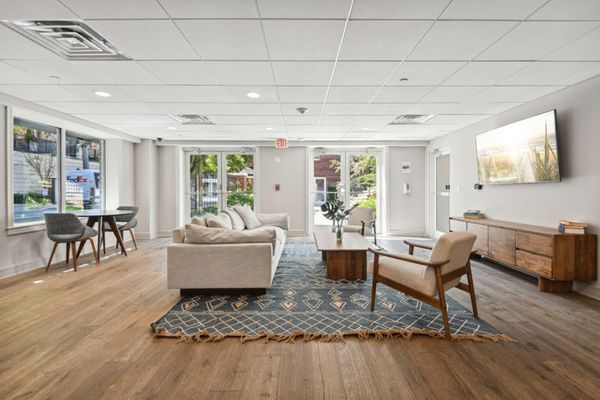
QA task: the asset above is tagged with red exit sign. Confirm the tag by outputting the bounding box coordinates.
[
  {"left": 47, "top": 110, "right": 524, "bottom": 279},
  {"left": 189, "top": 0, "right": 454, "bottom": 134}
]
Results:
[{"left": 275, "top": 138, "right": 288, "bottom": 148}]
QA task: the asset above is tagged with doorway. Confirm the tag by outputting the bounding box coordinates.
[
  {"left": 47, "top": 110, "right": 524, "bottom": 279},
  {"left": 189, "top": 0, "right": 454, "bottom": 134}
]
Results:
[
  {"left": 186, "top": 151, "right": 255, "bottom": 218},
  {"left": 433, "top": 151, "right": 450, "bottom": 237},
  {"left": 310, "top": 150, "right": 378, "bottom": 232}
]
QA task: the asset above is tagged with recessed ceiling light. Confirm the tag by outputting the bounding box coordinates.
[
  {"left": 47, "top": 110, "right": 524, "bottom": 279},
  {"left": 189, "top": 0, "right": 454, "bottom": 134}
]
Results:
[
  {"left": 167, "top": 126, "right": 177, "bottom": 130},
  {"left": 93, "top": 91, "right": 111, "bottom": 97},
  {"left": 246, "top": 92, "right": 261, "bottom": 98},
  {"left": 265, "top": 127, "right": 274, "bottom": 131},
  {"left": 399, "top": 77, "right": 409, "bottom": 82},
  {"left": 361, "top": 127, "right": 370, "bottom": 130}
]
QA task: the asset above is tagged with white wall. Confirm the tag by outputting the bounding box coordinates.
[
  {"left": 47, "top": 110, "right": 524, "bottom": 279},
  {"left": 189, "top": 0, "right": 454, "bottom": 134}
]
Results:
[
  {"left": 387, "top": 146, "right": 427, "bottom": 236},
  {"left": 429, "top": 75, "right": 600, "bottom": 299},
  {"left": 134, "top": 139, "right": 158, "bottom": 239},
  {"left": 157, "top": 146, "right": 180, "bottom": 236},
  {"left": 0, "top": 106, "right": 136, "bottom": 279},
  {"left": 258, "top": 146, "right": 308, "bottom": 235}
]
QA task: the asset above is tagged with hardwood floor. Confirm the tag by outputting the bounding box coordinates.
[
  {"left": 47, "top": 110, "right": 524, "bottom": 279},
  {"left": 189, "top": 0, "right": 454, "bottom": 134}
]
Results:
[{"left": 1, "top": 237, "right": 599, "bottom": 399}]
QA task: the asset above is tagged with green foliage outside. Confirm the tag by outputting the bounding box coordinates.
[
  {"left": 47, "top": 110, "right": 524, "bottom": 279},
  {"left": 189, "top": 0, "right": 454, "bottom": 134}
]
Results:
[
  {"left": 329, "top": 154, "right": 377, "bottom": 213},
  {"left": 14, "top": 192, "right": 50, "bottom": 206}
]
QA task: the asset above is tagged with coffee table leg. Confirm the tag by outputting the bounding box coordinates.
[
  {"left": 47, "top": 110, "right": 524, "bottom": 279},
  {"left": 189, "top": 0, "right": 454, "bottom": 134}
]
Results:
[
  {"left": 322, "top": 250, "right": 327, "bottom": 261},
  {"left": 326, "top": 250, "right": 367, "bottom": 280}
]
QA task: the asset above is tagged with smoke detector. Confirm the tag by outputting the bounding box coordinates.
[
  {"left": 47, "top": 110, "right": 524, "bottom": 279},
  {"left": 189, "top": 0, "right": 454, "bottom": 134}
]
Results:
[
  {"left": 296, "top": 107, "right": 308, "bottom": 114},
  {"left": 168, "top": 114, "right": 215, "bottom": 125},
  {"left": 1, "top": 20, "right": 129, "bottom": 60},
  {"left": 388, "top": 114, "right": 434, "bottom": 125}
]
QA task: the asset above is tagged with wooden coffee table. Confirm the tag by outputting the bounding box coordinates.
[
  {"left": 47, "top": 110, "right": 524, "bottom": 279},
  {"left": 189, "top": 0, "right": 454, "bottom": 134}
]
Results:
[{"left": 314, "top": 232, "right": 373, "bottom": 280}]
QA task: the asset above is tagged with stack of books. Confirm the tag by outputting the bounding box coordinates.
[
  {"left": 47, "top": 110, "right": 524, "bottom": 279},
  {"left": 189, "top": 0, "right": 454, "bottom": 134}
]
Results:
[
  {"left": 463, "top": 209, "right": 484, "bottom": 219},
  {"left": 558, "top": 220, "right": 587, "bottom": 234}
]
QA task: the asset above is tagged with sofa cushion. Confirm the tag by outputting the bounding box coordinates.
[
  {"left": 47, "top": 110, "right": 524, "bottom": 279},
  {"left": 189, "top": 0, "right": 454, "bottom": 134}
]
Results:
[
  {"left": 248, "top": 225, "right": 285, "bottom": 247},
  {"left": 205, "top": 213, "right": 233, "bottom": 229},
  {"left": 223, "top": 208, "right": 245, "bottom": 231},
  {"left": 191, "top": 215, "right": 208, "bottom": 227},
  {"left": 184, "top": 224, "right": 276, "bottom": 251},
  {"left": 233, "top": 205, "right": 262, "bottom": 229}
]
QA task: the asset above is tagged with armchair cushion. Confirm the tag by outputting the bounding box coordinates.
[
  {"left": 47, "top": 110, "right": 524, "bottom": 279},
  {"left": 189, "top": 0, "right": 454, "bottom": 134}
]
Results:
[
  {"left": 233, "top": 205, "right": 262, "bottom": 229},
  {"left": 368, "top": 258, "right": 437, "bottom": 296}
]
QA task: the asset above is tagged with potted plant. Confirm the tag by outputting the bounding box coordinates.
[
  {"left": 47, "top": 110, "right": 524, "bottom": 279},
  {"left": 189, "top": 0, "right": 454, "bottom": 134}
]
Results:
[{"left": 320, "top": 199, "right": 358, "bottom": 242}]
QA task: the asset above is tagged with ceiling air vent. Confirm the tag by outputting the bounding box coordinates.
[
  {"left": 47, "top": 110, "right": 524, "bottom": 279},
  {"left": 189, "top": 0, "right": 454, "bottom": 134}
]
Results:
[
  {"left": 1, "top": 20, "right": 129, "bottom": 60},
  {"left": 168, "top": 114, "right": 215, "bottom": 125},
  {"left": 388, "top": 114, "right": 434, "bottom": 125}
]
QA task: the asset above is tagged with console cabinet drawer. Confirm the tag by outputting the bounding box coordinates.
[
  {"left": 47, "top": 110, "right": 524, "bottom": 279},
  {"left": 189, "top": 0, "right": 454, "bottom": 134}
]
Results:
[
  {"left": 516, "top": 232, "right": 553, "bottom": 257},
  {"left": 450, "top": 219, "right": 467, "bottom": 232},
  {"left": 467, "top": 223, "right": 488, "bottom": 256},
  {"left": 489, "top": 227, "right": 516, "bottom": 265},
  {"left": 516, "top": 250, "right": 552, "bottom": 278}
]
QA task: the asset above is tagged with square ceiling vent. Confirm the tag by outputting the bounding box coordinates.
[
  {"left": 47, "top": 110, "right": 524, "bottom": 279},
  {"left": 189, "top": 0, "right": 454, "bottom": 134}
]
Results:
[
  {"left": 1, "top": 20, "right": 129, "bottom": 60},
  {"left": 389, "top": 114, "right": 434, "bottom": 125},
  {"left": 168, "top": 114, "right": 215, "bottom": 125}
]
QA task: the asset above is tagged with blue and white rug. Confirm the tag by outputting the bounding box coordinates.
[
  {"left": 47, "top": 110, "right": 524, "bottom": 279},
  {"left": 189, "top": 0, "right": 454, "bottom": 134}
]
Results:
[{"left": 152, "top": 241, "right": 511, "bottom": 343}]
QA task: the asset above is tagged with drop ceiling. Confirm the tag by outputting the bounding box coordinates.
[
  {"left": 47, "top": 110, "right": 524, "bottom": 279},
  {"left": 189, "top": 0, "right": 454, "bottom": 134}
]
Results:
[{"left": 0, "top": 0, "right": 599, "bottom": 142}]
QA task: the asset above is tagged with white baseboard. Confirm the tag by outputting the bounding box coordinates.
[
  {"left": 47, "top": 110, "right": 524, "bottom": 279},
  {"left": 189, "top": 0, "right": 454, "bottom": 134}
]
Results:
[
  {"left": 385, "top": 229, "right": 428, "bottom": 237},
  {"left": 286, "top": 230, "right": 308, "bottom": 237},
  {"left": 157, "top": 230, "right": 172, "bottom": 238}
]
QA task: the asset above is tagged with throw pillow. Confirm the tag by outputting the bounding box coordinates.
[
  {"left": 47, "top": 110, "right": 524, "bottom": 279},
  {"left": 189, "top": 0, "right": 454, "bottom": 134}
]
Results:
[
  {"left": 222, "top": 208, "right": 245, "bottom": 231},
  {"left": 205, "top": 213, "right": 233, "bottom": 229},
  {"left": 191, "top": 215, "right": 208, "bottom": 226},
  {"left": 233, "top": 205, "right": 262, "bottom": 230}
]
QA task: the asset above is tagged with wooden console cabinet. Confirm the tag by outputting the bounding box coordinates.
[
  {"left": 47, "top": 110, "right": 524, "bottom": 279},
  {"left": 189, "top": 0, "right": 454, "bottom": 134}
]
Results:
[{"left": 449, "top": 217, "right": 597, "bottom": 292}]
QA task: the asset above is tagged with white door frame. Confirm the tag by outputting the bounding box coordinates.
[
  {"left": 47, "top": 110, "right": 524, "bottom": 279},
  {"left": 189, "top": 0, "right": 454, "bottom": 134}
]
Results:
[{"left": 429, "top": 147, "right": 451, "bottom": 238}]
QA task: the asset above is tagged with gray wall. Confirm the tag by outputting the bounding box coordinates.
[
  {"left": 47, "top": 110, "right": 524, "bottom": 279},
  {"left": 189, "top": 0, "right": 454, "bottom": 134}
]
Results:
[{"left": 429, "top": 75, "right": 600, "bottom": 299}]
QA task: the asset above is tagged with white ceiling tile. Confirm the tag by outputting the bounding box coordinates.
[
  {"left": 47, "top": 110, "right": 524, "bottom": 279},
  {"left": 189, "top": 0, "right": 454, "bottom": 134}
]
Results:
[
  {"left": 137, "top": 61, "right": 216, "bottom": 85},
  {"left": 529, "top": 0, "right": 600, "bottom": 20},
  {"left": 477, "top": 102, "right": 523, "bottom": 114},
  {"left": 60, "top": 0, "right": 168, "bottom": 18},
  {"left": 409, "top": 21, "right": 517, "bottom": 61},
  {"left": 234, "top": 103, "right": 283, "bottom": 115},
  {"left": 159, "top": 0, "right": 258, "bottom": 18},
  {"left": 467, "top": 86, "right": 565, "bottom": 102},
  {"left": 101, "top": 102, "right": 160, "bottom": 114},
  {"left": 389, "top": 62, "right": 465, "bottom": 86},
  {"left": 4, "top": 60, "right": 103, "bottom": 84},
  {"left": 327, "top": 86, "right": 380, "bottom": 103},
  {"left": 362, "top": 103, "right": 412, "bottom": 115},
  {"left": 73, "top": 61, "right": 163, "bottom": 85},
  {"left": 60, "top": 85, "right": 137, "bottom": 102},
  {"left": 332, "top": 62, "right": 398, "bottom": 86},
  {"left": 320, "top": 116, "right": 359, "bottom": 125},
  {"left": 427, "top": 114, "right": 489, "bottom": 125},
  {"left": 443, "top": 62, "right": 531, "bottom": 85},
  {"left": 499, "top": 62, "right": 600, "bottom": 85},
  {"left": 206, "top": 116, "right": 248, "bottom": 125},
  {"left": 88, "top": 20, "right": 198, "bottom": 60},
  {"left": 258, "top": 0, "right": 351, "bottom": 18},
  {"left": 0, "top": 24, "right": 60, "bottom": 60},
  {"left": 0, "top": 0, "right": 76, "bottom": 19},
  {"left": 148, "top": 102, "right": 238, "bottom": 115},
  {"left": 117, "top": 85, "right": 184, "bottom": 102},
  {"left": 373, "top": 86, "right": 432, "bottom": 103},
  {"left": 263, "top": 20, "right": 345, "bottom": 61},
  {"left": 0, "top": 62, "right": 46, "bottom": 84},
  {"left": 441, "top": 0, "right": 547, "bottom": 20},
  {"left": 420, "top": 86, "right": 486, "bottom": 102},
  {"left": 478, "top": 22, "right": 599, "bottom": 61},
  {"left": 351, "top": 0, "right": 450, "bottom": 19},
  {"left": 544, "top": 27, "right": 600, "bottom": 61},
  {"left": 340, "top": 21, "right": 432, "bottom": 60},
  {"left": 322, "top": 103, "right": 366, "bottom": 115},
  {"left": 244, "top": 116, "right": 285, "bottom": 125},
  {"left": 35, "top": 101, "right": 113, "bottom": 114},
  {"left": 284, "top": 115, "right": 321, "bottom": 125},
  {"left": 176, "top": 20, "right": 268, "bottom": 60},
  {"left": 171, "top": 86, "right": 232, "bottom": 102},
  {"left": 204, "top": 61, "right": 274, "bottom": 85},
  {"left": 272, "top": 62, "right": 334, "bottom": 86},
  {"left": 222, "top": 86, "right": 278, "bottom": 102},
  {"left": 0, "top": 85, "right": 87, "bottom": 102},
  {"left": 278, "top": 86, "right": 328, "bottom": 103},
  {"left": 349, "top": 115, "right": 395, "bottom": 129}
]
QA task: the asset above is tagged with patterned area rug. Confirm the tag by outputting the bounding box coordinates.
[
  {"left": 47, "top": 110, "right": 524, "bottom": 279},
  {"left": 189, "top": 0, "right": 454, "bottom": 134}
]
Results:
[{"left": 152, "top": 241, "right": 511, "bottom": 343}]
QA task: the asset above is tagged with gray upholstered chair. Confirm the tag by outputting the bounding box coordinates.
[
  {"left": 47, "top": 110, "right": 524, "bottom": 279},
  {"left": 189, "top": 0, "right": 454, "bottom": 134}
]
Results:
[
  {"left": 331, "top": 207, "right": 377, "bottom": 244},
  {"left": 369, "top": 232, "right": 478, "bottom": 339},
  {"left": 102, "top": 206, "right": 139, "bottom": 252},
  {"left": 44, "top": 213, "right": 98, "bottom": 272}
]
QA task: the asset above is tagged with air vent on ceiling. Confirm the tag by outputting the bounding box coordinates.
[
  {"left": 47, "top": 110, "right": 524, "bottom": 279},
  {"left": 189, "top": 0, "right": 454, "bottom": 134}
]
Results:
[
  {"left": 168, "top": 114, "right": 215, "bottom": 125},
  {"left": 388, "top": 114, "right": 434, "bottom": 125},
  {"left": 1, "top": 20, "right": 129, "bottom": 60}
]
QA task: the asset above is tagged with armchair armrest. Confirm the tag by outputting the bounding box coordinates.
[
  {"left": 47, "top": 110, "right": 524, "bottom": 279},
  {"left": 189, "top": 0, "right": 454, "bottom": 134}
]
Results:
[
  {"left": 368, "top": 248, "right": 448, "bottom": 268},
  {"left": 256, "top": 213, "right": 290, "bottom": 230}
]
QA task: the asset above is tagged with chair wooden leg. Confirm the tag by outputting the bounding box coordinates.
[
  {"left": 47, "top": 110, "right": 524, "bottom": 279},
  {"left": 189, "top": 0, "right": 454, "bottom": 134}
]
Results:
[
  {"left": 46, "top": 242, "right": 59, "bottom": 272},
  {"left": 129, "top": 229, "right": 138, "bottom": 250},
  {"left": 435, "top": 268, "right": 452, "bottom": 340},
  {"left": 102, "top": 225, "right": 106, "bottom": 255},
  {"left": 370, "top": 279, "right": 377, "bottom": 312},
  {"left": 65, "top": 242, "right": 70, "bottom": 264},
  {"left": 89, "top": 238, "right": 99, "bottom": 264},
  {"left": 71, "top": 242, "right": 78, "bottom": 271},
  {"left": 466, "top": 261, "right": 479, "bottom": 319}
]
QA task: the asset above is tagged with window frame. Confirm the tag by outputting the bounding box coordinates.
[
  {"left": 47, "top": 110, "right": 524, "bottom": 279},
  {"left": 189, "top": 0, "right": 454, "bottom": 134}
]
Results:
[{"left": 5, "top": 107, "right": 106, "bottom": 235}]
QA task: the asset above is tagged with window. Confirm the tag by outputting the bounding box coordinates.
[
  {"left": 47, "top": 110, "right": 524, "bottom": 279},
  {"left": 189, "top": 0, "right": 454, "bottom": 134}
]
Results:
[
  {"left": 65, "top": 132, "right": 104, "bottom": 211},
  {"left": 8, "top": 116, "right": 105, "bottom": 229},
  {"left": 12, "top": 118, "right": 59, "bottom": 224}
]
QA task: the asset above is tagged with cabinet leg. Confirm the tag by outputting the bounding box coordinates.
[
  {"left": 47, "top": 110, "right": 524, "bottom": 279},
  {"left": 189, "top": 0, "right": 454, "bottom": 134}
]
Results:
[{"left": 538, "top": 277, "right": 573, "bottom": 292}]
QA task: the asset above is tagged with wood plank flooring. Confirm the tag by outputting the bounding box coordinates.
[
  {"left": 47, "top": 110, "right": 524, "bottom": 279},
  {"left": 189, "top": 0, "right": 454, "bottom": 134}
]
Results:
[{"left": 1, "top": 237, "right": 599, "bottom": 400}]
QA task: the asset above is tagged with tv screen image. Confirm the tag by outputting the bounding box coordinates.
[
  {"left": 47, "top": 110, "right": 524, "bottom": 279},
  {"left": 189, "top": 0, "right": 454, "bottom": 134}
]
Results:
[{"left": 476, "top": 110, "right": 560, "bottom": 184}]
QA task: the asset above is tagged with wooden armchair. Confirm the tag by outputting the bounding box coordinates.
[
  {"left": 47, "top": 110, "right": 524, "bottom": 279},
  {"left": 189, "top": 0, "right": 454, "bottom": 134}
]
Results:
[
  {"left": 332, "top": 207, "right": 377, "bottom": 245},
  {"left": 369, "top": 232, "right": 478, "bottom": 339}
]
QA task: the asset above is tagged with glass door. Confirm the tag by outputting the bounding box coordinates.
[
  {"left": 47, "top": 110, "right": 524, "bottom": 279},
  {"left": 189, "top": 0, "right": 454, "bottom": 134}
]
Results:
[
  {"left": 347, "top": 153, "right": 377, "bottom": 215},
  {"left": 311, "top": 152, "right": 343, "bottom": 229},
  {"left": 435, "top": 152, "right": 450, "bottom": 236},
  {"left": 224, "top": 153, "right": 254, "bottom": 209}
]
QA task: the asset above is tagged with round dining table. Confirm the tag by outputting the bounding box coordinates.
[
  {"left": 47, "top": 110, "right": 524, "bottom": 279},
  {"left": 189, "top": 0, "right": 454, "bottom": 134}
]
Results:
[{"left": 73, "top": 209, "right": 134, "bottom": 260}]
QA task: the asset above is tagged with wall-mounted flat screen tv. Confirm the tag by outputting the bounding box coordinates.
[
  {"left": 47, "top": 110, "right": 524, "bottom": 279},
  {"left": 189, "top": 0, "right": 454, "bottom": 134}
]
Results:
[{"left": 476, "top": 110, "right": 560, "bottom": 184}]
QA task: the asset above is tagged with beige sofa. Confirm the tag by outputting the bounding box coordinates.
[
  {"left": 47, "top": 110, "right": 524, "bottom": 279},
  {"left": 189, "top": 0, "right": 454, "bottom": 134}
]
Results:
[{"left": 167, "top": 210, "right": 289, "bottom": 295}]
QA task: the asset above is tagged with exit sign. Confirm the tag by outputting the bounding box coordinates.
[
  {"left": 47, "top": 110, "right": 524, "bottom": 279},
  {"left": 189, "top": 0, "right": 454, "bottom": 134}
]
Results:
[{"left": 276, "top": 138, "right": 288, "bottom": 148}]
